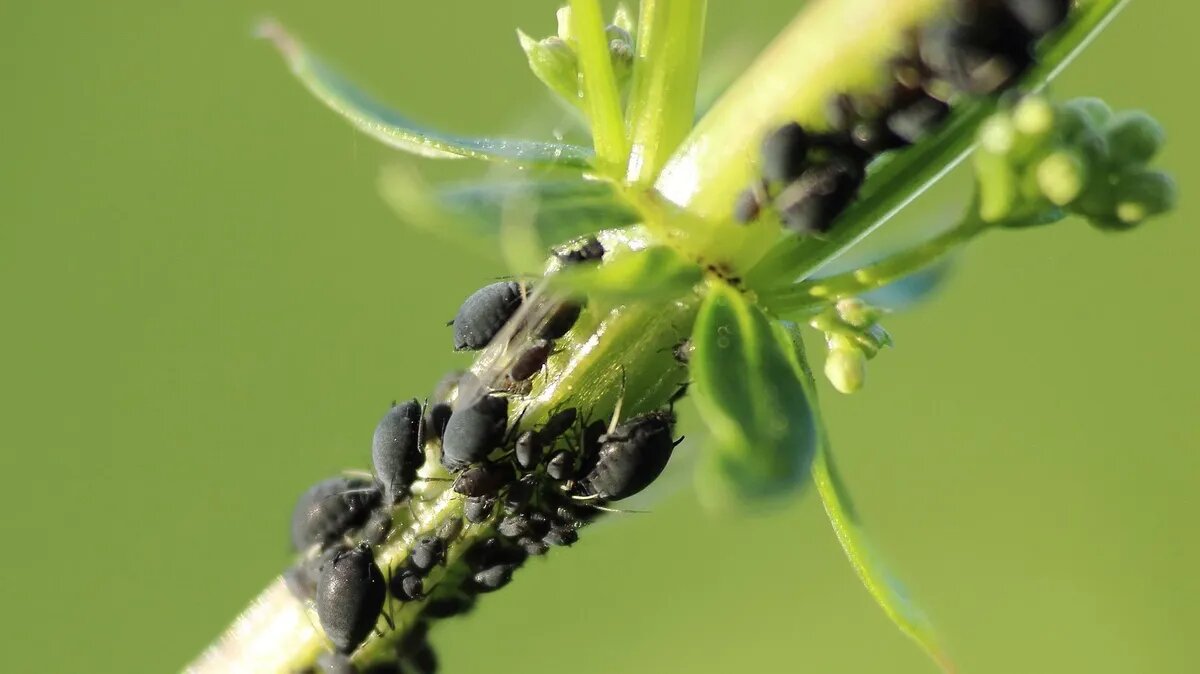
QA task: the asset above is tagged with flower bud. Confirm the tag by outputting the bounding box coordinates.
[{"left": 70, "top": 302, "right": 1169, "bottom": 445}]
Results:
[
  {"left": 1112, "top": 169, "right": 1177, "bottom": 226},
  {"left": 1059, "top": 97, "right": 1113, "bottom": 137},
  {"left": 518, "top": 32, "right": 580, "bottom": 104},
  {"left": 1013, "top": 96, "right": 1055, "bottom": 139},
  {"left": 606, "top": 24, "right": 634, "bottom": 83},
  {"left": 825, "top": 342, "right": 867, "bottom": 395},
  {"left": 1105, "top": 110, "right": 1165, "bottom": 167},
  {"left": 1035, "top": 151, "right": 1086, "bottom": 206}
]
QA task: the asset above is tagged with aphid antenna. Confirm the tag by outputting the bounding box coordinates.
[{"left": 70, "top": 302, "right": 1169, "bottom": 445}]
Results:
[
  {"left": 607, "top": 367, "right": 628, "bottom": 435},
  {"left": 341, "top": 469, "right": 376, "bottom": 482}
]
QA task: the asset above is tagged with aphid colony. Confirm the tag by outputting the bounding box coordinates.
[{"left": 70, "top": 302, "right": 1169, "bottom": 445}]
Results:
[
  {"left": 734, "top": 0, "right": 1073, "bottom": 234},
  {"left": 284, "top": 237, "right": 683, "bottom": 672}
]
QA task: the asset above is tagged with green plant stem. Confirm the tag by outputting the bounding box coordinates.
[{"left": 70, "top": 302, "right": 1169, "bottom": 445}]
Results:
[
  {"left": 571, "top": 0, "right": 630, "bottom": 176},
  {"left": 625, "top": 0, "right": 708, "bottom": 185},
  {"left": 759, "top": 213, "right": 990, "bottom": 316},
  {"left": 743, "top": 0, "right": 1131, "bottom": 290}
]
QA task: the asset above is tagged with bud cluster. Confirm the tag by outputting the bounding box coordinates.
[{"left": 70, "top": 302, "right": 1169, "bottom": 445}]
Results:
[
  {"left": 518, "top": 5, "right": 635, "bottom": 109},
  {"left": 810, "top": 299, "right": 892, "bottom": 395},
  {"left": 975, "top": 96, "right": 1176, "bottom": 230}
]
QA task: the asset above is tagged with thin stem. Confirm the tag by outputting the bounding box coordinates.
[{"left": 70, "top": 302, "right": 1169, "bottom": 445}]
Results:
[
  {"left": 625, "top": 0, "right": 708, "bottom": 185},
  {"left": 571, "top": 0, "right": 630, "bottom": 176},
  {"left": 759, "top": 213, "right": 990, "bottom": 316}
]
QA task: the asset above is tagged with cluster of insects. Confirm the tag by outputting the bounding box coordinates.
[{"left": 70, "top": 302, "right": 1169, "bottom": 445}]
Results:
[
  {"left": 284, "top": 236, "right": 685, "bottom": 673},
  {"left": 734, "top": 0, "right": 1073, "bottom": 233}
]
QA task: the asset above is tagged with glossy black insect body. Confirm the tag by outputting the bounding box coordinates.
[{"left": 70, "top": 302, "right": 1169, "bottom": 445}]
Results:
[
  {"left": 545, "top": 450, "right": 574, "bottom": 482},
  {"left": 409, "top": 536, "right": 445, "bottom": 573},
  {"left": 537, "top": 407, "right": 578, "bottom": 444},
  {"left": 371, "top": 399, "right": 424, "bottom": 504},
  {"left": 920, "top": 8, "right": 1035, "bottom": 96},
  {"left": 497, "top": 513, "right": 531, "bottom": 539},
  {"left": 518, "top": 536, "right": 550, "bottom": 557},
  {"left": 440, "top": 394, "right": 508, "bottom": 471},
  {"left": 291, "top": 477, "right": 380, "bottom": 552},
  {"left": 363, "top": 510, "right": 393, "bottom": 546},
  {"left": 463, "top": 496, "right": 495, "bottom": 524},
  {"left": 408, "top": 641, "right": 439, "bottom": 674},
  {"left": 452, "top": 463, "right": 511, "bottom": 498},
  {"left": 535, "top": 301, "right": 583, "bottom": 340},
  {"left": 554, "top": 236, "right": 605, "bottom": 265},
  {"left": 514, "top": 430, "right": 543, "bottom": 471},
  {"left": 465, "top": 536, "right": 528, "bottom": 570},
  {"left": 451, "top": 281, "right": 525, "bottom": 351},
  {"left": 582, "top": 411, "right": 679, "bottom": 501},
  {"left": 392, "top": 570, "right": 425, "bottom": 602},
  {"left": 509, "top": 339, "right": 553, "bottom": 382},
  {"left": 423, "top": 594, "right": 477, "bottom": 619},
  {"left": 543, "top": 524, "right": 579, "bottom": 548},
  {"left": 775, "top": 157, "right": 864, "bottom": 235},
  {"left": 1006, "top": 0, "right": 1071, "bottom": 37},
  {"left": 732, "top": 186, "right": 764, "bottom": 224},
  {"left": 424, "top": 402, "right": 452, "bottom": 443},
  {"left": 886, "top": 94, "right": 951, "bottom": 145},
  {"left": 760, "top": 122, "right": 812, "bottom": 184},
  {"left": 316, "top": 543, "right": 388, "bottom": 654},
  {"left": 471, "top": 564, "right": 519, "bottom": 593}
]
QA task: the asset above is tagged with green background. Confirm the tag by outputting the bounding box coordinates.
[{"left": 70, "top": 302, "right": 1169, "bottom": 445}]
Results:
[{"left": 2, "top": 1, "right": 1195, "bottom": 672}]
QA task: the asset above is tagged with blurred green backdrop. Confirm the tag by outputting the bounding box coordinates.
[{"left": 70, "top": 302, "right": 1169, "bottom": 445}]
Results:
[{"left": 1, "top": 1, "right": 1195, "bottom": 672}]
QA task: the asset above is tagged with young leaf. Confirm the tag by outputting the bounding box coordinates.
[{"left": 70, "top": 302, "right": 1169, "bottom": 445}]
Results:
[
  {"left": 258, "top": 19, "right": 595, "bottom": 169},
  {"left": 379, "top": 167, "right": 639, "bottom": 269},
  {"left": 546, "top": 245, "right": 702, "bottom": 302},
  {"left": 690, "top": 283, "right": 818, "bottom": 506},
  {"left": 800, "top": 384, "right": 955, "bottom": 672}
]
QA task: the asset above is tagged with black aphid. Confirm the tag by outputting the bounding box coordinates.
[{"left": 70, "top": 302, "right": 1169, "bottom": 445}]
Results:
[
  {"left": 440, "top": 394, "right": 508, "bottom": 471},
  {"left": 408, "top": 535, "right": 446, "bottom": 573},
  {"left": 517, "top": 537, "right": 550, "bottom": 557},
  {"left": 775, "top": 157, "right": 864, "bottom": 235},
  {"left": 920, "top": 8, "right": 1034, "bottom": 96},
  {"left": 436, "top": 516, "right": 464, "bottom": 542},
  {"left": 471, "top": 564, "right": 519, "bottom": 593},
  {"left": 535, "top": 301, "right": 583, "bottom": 341},
  {"left": 537, "top": 407, "right": 578, "bottom": 444},
  {"left": 452, "top": 463, "right": 511, "bottom": 498},
  {"left": 545, "top": 450, "right": 574, "bottom": 482},
  {"left": 362, "top": 509, "right": 393, "bottom": 546},
  {"left": 391, "top": 570, "right": 426, "bottom": 602},
  {"left": 509, "top": 339, "right": 553, "bottom": 382},
  {"left": 316, "top": 542, "right": 388, "bottom": 654},
  {"left": 543, "top": 524, "right": 579, "bottom": 548},
  {"left": 424, "top": 402, "right": 452, "bottom": 443},
  {"left": 451, "top": 281, "right": 525, "bottom": 351},
  {"left": 672, "top": 338, "right": 694, "bottom": 365},
  {"left": 463, "top": 496, "right": 495, "bottom": 524},
  {"left": 503, "top": 477, "right": 534, "bottom": 512},
  {"left": 514, "top": 430, "right": 543, "bottom": 471},
  {"left": 575, "top": 418, "right": 608, "bottom": 480},
  {"left": 761, "top": 122, "right": 812, "bottom": 184},
  {"left": 371, "top": 399, "right": 424, "bottom": 505},
  {"left": 465, "top": 537, "right": 528, "bottom": 570},
  {"left": 886, "top": 94, "right": 951, "bottom": 145},
  {"left": 581, "top": 411, "right": 680, "bottom": 501},
  {"left": 732, "top": 185, "right": 764, "bottom": 224},
  {"left": 555, "top": 236, "right": 605, "bottom": 265},
  {"left": 408, "top": 641, "right": 439, "bottom": 674},
  {"left": 497, "top": 513, "right": 532, "bottom": 539},
  {"left": 423, "top": 594, "right": 477, "bottom": 619},
  {"left": 291, "top": 476, "right": 380, "bottom": 552}
]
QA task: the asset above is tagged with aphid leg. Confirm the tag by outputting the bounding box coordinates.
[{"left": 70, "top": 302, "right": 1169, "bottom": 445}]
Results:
[{"left": 608, "top": 368, "right": 628, "bottom": 435}]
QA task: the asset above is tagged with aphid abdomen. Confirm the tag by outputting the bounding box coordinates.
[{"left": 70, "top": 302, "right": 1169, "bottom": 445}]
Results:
[
  {"left": 582, "top": 412, "right": 678, "bottom": 501},
  {"left": 452, "top": 281, "right": 525, "bottom": 351},
  {"left": 440, "top": 394, "right": 509, "bottom": 471},
  {"left": 291, "top": 476, "right": 380, "bottom": 551},
  {"left": 371, "top": 399, "right": 424, "bottom": 504},
  {"left": 316, "top": 543, "right": 388, "bottom": 654}
]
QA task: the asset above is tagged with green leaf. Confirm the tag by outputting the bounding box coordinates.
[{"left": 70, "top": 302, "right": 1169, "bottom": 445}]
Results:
[
  {"left": 745, "top": 0, "right": 1133, "bottom": 288},
  {"left": 258, "top": 19, "right": 594, "bottom": 169},
  {"left": 546, "top": 245, "right": 702, "bottom": 302},
  {"left": 811, "top": 432, "right": 956, "bottom": 674},
  {"left": 857, "top": 258, "right": 953, "bottom": 311},
  {"left": 690, "top": 283, "right": 818, "bottom": 505},
  {"left": 378, "top": 168, "right": 639, "bottom": 271}
]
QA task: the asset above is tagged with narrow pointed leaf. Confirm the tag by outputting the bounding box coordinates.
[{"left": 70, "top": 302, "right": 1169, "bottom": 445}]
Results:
[
  {"left": 379, "top": 168, "right": 639, "bottom": 269},
  {"left": 690, "top": 283, "right": 817, "bottom": 506},
  {"left": 547, "top": 245, "right": 702, "bottom": 302},
  {"left": 807, "top": 396, "right": 956, "bottom": 672},
  {"left": 258, "top": 20, "right": 594, "bottom": 169}
]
